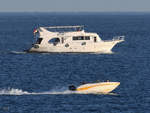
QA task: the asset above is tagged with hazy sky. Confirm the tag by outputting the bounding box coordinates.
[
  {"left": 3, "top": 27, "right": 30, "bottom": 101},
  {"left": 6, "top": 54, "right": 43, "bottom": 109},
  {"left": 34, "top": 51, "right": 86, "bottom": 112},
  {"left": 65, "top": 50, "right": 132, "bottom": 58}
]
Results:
[{"left": 0, "top": 0, "right": 150, "bottom": 12}]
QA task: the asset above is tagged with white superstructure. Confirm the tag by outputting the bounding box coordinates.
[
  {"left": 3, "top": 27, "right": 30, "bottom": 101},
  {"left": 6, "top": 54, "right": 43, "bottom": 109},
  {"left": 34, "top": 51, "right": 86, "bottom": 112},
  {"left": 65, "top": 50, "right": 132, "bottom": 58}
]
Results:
[{"left": 28, "top": 26, "right": 124, "bottom": 53}]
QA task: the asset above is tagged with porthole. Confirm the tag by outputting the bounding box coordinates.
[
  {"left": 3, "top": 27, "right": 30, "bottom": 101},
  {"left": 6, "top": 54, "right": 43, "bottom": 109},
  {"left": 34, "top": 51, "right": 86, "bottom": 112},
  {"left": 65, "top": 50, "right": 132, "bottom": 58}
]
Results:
[
  {"left": 33, "top": 45, "right": 39, "bottom": 48},
  {"left": 65, "top": 43, "right": 69, "bottom": 47},
  {"left": 81, "top": 42, "right": 86, "bottom": 45}
]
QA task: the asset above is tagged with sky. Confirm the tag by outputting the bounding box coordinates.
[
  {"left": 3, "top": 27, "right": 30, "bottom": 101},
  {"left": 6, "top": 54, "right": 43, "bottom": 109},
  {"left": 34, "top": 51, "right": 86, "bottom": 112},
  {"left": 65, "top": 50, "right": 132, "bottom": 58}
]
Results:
[{"left": 0, "top": 0, "right": 150, "bottom": 12}]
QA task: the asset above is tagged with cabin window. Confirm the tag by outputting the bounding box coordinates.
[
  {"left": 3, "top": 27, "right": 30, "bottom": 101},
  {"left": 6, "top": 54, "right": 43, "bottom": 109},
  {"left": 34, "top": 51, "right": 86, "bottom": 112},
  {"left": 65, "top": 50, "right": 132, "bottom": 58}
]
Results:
[
  {"left": 73, "top": 36, "right": 84, "bottom": 40},
  {"left": 73, "top": 36, "right": 90, "bottom": 40},
  {"left": 36, "top": 38, "right": 43, "bottom": 44},
  {"left": 61, "top": 37, "right": 64, "bottom": 43},
  {"left": 49, "top": 38, "right": 60, "bottom": 43},
  {"left": 78, "top": 36, "right": 84, "bottom": 40},
  {"left": 94, "top": 37, "right": 97, "bottom": 42},
  {"left": 73, "top": 37, "right": 78, "bottom": 40},
  {"left": 48, "top": 38, "right": 60, "bottom": 46},
  {"left": 85, "top": 36, "right": 90, "bottom": 40}
]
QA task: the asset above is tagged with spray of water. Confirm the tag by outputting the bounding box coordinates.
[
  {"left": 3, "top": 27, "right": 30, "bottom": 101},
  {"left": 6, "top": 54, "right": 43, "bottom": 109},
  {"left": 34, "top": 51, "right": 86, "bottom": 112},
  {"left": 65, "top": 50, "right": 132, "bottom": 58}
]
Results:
[{"left": 0, "top": 88, "right": 73, "bottom": 95}]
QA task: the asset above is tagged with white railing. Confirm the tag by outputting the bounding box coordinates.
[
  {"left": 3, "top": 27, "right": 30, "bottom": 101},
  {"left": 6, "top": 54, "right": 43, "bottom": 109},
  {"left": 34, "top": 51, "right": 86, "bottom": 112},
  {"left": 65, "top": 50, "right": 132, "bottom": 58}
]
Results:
[
  {"left": 113, "top": 36, "right": 125, "bottom": 41},
  {"left": 103, "top": 36, "right": 125, "bottom": 42}
]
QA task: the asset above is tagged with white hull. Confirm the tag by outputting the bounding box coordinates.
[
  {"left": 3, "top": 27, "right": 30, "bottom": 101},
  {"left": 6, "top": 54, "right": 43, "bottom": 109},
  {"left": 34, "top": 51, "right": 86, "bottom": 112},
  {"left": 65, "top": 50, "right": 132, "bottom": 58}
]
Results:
[
  {"left": 29, "top": 40, "right": 123, "bottom": 53},
  {"left": 76, "top": 82, "right": 120, "bottom": 94}
]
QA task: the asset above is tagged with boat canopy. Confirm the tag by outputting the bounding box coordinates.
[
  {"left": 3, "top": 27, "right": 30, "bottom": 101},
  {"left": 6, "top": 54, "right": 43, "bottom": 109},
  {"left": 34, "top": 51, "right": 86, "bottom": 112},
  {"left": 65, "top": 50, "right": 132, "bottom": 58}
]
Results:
[
  {"left": 41, "top": 25, "right": 84, "bottom": 32},
  {"left": 43, "top": 25, "right": 84, "bottom": 29}
]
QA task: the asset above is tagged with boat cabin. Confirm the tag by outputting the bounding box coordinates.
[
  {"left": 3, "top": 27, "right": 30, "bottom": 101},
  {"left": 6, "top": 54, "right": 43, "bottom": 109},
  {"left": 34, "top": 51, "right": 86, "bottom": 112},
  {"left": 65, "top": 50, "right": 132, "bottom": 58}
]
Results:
[{"left": 34, "top": 26, "right": 100, "bottom": 46}]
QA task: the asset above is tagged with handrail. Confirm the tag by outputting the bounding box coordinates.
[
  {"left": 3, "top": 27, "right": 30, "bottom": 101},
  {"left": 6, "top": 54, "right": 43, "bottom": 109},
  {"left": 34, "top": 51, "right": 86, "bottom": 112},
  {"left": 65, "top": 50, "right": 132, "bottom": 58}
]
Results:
[{"left": 113, "top": 36, "right": 125, "bottom": 41}]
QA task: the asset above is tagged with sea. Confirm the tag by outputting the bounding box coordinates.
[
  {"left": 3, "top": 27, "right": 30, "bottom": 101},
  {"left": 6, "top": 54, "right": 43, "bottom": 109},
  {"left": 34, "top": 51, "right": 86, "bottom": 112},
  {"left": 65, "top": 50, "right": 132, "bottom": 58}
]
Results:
[{"left": 0, "top": 12, "right": 150, "bottom": 113}]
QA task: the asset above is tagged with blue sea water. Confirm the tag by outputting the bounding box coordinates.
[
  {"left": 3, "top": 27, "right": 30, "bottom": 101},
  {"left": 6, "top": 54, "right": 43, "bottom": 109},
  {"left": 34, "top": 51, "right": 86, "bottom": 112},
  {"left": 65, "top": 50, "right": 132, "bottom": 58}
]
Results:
[{"left": 0, "top": 12, "right": 150, "bottom": 113}]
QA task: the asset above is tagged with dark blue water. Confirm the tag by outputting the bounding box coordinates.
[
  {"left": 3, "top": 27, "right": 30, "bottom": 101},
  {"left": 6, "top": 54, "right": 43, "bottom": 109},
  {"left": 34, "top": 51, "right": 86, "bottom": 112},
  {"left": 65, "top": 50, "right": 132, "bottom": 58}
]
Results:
[{"left": 0, "top": 12, "right": 150, "bottom": 113}]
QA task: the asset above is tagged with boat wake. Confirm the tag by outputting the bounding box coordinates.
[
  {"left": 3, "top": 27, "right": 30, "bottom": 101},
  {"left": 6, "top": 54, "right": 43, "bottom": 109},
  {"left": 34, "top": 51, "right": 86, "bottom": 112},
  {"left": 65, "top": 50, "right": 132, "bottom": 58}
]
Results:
[
  {"left": 0, "top": 88, "right": 71, "bottom": 95},
  {"left": 10, "top": 51, "right": 27, "bottom": 54},
  {"left": 0, "top": 88, "right": 117, "bottom": 95},
  {"left": 10, "top": 51, "right": 115, "bottom": 54},
  {"left": 0, "top": 50, "right": 115, "bottom": 55},
  {"left": 0, "top": 51, "right": 27, "bottom": 55},
  {"left": 91, "top": 51, "right": 114, "bottom": 54}
]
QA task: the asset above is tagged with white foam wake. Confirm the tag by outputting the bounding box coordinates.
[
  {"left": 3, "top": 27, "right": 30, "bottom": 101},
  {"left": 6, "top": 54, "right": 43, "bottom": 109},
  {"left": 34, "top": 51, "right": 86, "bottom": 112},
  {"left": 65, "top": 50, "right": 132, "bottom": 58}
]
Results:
[
  {"left": 0, "top": 88, "right": 29, "bottom": 95},
  {"left": 91, "top": 51, "right": 114, "bottom": 54},
  {"left": 0, "top": 88, "right": 117, "bottom": 95},
  {"left": 10, "top": 51, "right": 27, "bottom": 54},
  {"left": 0, "top": 88, "right": 74, "bottom": 95},
  {"left": 9, "top": 51, "right": 115, "bottom": 55}
]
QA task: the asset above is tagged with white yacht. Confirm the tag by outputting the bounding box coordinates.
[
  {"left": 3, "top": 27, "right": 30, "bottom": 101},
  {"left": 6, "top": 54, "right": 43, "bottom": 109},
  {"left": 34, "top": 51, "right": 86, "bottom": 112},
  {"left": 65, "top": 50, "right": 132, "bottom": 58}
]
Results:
[{"left": 27, "top": 26, "right": 124, "bottom": 53}]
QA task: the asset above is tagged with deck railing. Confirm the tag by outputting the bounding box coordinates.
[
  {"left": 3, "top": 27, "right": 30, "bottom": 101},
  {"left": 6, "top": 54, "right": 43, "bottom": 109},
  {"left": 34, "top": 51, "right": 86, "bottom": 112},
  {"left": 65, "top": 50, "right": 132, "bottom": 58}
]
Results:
[{"left": 113, "top": 36, "right": 125, "bottom": 41}]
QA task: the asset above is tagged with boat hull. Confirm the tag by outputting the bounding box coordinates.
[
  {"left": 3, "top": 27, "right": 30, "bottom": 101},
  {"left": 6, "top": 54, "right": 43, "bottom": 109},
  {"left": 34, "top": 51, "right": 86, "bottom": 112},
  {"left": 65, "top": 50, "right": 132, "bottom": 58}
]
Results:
[
  {"left": 76, "top": 82, "right": 120, "bottom": 94},
  {"left": 28, "top": 40, "right": 123, "bottom": 53}
]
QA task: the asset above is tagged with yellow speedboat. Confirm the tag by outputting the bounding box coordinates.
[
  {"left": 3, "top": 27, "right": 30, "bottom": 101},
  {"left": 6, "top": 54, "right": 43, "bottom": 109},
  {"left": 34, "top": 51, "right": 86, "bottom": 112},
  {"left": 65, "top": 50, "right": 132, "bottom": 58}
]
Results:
[{"left": 69, "top": 82, "right": 120, "bottom": 94}]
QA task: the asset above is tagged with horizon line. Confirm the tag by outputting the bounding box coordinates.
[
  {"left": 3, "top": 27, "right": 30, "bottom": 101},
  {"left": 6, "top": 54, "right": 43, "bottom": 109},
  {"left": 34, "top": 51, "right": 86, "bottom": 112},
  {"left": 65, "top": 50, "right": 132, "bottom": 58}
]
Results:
[{"left": 0, "top": 11, "right": 150, "bottom": 13}]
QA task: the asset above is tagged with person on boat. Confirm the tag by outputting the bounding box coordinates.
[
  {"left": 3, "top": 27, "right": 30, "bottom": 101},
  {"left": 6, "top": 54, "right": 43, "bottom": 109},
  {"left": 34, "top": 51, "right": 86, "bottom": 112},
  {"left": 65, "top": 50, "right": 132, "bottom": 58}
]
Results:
[
  {"left": 68, "top": 85, "right": 76, "bottom": 91},
  {"left": 69, "top": 82, "right": 86, "bottom": 91},
  {"left": 76, "top": 27, "right": 81, "bottom": 31}
]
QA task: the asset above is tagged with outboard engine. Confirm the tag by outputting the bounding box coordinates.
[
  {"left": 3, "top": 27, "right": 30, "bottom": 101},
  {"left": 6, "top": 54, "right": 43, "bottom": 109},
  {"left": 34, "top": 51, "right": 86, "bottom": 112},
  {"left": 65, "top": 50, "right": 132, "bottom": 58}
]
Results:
[{"left": 68, "top": 85, "right": 76, "bottom": 91}]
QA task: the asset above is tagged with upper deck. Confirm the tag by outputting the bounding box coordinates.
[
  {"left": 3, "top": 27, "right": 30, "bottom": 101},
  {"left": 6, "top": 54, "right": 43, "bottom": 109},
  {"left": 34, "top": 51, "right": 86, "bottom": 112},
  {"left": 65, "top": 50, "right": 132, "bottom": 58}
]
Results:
[{"left": 37, "top": 25, "right": 99, "bottom": 39}]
